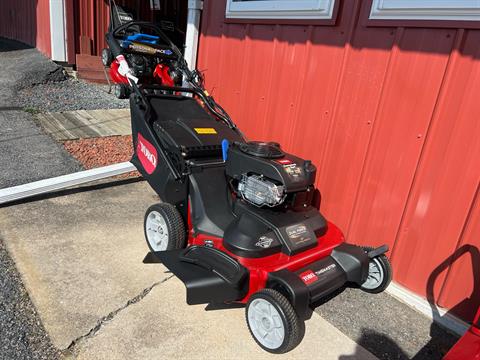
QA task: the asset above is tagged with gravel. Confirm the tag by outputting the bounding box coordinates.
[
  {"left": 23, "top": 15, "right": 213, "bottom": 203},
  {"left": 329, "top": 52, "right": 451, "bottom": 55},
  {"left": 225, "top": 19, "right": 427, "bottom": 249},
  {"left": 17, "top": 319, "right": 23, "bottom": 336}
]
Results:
[
  {"left": 15, "top": 79, "right": 129, "bottom": 113},
  {"left": 0, "top": 34, "right": 128, "bottom": 114},
  {"left": 0, "top": 237, "right": 60, "bottom": 360},
  {"left": 63, "top": 135, "right": 139, "bottom": 179},
  {"left": 315, "top": 287, "right": 459, "bottom": 360}
]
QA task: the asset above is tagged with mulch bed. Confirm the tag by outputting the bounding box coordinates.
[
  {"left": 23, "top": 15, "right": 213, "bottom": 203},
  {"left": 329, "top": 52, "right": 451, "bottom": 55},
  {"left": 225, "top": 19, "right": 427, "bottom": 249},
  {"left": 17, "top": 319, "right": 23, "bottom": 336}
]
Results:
[{"left": 63, "top": 135, "right": 140, "bottom": 179}]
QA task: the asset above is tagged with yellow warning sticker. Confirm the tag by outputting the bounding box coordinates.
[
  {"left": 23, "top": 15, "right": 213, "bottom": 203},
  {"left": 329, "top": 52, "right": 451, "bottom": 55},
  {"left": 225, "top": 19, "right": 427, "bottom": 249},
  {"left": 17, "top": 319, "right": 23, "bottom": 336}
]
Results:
[{"left": 194, "top": 128, "right": 217, "bottom": 134}]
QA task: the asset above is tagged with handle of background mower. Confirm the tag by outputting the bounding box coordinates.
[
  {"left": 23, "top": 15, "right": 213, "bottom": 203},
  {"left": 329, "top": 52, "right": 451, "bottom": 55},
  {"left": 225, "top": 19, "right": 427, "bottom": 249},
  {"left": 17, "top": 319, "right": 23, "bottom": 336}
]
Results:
[
  {"left": 105, "top": 31, "right": 123, "bottom": 58},
  {"left": 112, "top": 21, "right": 181, "bottom": 59}
]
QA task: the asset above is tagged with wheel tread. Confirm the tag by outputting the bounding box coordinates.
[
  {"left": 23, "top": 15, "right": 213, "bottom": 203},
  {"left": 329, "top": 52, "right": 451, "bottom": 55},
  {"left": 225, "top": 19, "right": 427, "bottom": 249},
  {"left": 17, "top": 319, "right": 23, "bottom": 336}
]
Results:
[
  {"left": 144, "top": 203, "right": 186, "bottom": 251},
  {"left": 246, "top": 288, "right": 304, "bottom": 354},
  {"left": 360, "top": 246, "right": 392, "bottom": 294}
]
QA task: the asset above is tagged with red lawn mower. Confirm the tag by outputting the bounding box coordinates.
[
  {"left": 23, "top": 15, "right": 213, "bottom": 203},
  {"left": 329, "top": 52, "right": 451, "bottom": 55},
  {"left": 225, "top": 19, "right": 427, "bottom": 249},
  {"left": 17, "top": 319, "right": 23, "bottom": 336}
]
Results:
[
  {"left": 102, "top": 1, "right": 183, "bottom": 99},
  {"left": 444, "top": 307, "right": 480, "bottom": 360},
  {"left": 128, "top": 35, "right": 392, "bottom": 354}
]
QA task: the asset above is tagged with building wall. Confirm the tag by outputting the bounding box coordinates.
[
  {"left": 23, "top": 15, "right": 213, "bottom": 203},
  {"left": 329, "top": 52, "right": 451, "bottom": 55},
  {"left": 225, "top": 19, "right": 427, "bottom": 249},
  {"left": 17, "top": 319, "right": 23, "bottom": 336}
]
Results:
[
  {"left": 0, "top": 0, "right": 51, "bottom": 56},
  {"left": 198, "top": 0, "right": 480, "bottom": 322}
]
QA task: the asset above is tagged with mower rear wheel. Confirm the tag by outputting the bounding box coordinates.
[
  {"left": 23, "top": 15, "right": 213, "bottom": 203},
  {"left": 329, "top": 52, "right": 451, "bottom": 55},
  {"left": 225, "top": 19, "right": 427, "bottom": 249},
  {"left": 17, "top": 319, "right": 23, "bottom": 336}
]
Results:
[
  {"left": 246, "top": 289, "right": 304, "bottom": 354},
  {"left": 101, "top": 48, "right": 113, "bottom": 67},
  {"left": 360, "top": 246, "right": 392, "bottom": 294},
  {"left": 144, "top": 203, "right": 186, "bottom": 252},
  {"left": 114, "top": 83, "right": 130, "bottom": 99}
]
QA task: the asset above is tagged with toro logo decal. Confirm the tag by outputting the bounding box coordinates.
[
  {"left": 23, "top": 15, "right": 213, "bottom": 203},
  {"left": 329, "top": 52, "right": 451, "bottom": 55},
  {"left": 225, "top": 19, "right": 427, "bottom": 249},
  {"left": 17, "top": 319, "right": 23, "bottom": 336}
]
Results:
[
  {"left": 136, "top": 133, "right": 158, "bottom": 174},
  {"left": 275, "top": 159, "right": 293, "bottom": 165},
  {"left": 299, "top": 270, "right": 318, "bottom": 285}
]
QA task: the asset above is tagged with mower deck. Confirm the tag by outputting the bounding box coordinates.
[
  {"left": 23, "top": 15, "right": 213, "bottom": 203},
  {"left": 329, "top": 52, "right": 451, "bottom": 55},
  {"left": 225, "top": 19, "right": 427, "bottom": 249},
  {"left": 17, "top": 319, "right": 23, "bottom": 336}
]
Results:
[{"left": 145, "top": 226, "right": 375, "bottom": 322}]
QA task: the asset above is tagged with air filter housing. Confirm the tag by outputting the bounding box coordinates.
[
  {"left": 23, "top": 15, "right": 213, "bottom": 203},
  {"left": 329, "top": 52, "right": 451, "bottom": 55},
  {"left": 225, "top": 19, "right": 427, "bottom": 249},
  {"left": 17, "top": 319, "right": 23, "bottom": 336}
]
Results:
[{"left": 238, "top": 174, "right": 285, "bottom": 207}]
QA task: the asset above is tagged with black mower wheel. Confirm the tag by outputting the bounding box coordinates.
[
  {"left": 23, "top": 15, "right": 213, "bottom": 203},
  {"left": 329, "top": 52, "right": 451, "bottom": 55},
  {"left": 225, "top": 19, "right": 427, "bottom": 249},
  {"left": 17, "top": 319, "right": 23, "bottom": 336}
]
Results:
[
  {"left": 114, "top": 83, "right": 130, "bottom": 99},
  {"left": 144, "top": 203, "right": 186, "bottom": 252},
  {"left": 360, "top": 246, "right": 392, "bottom": 294},
  {"left": 246, "top": 289, "right": 304, "bottom": 354},
  {"left": 101, "top": 48, "right": 113, "bottom": 67}
]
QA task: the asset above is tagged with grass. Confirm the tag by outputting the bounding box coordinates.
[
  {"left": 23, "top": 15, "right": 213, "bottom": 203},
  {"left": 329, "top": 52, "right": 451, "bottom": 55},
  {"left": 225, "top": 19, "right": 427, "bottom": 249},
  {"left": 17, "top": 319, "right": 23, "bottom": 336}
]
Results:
[{"left": 23, "top": 106, "right": 40, "bottom": 115}]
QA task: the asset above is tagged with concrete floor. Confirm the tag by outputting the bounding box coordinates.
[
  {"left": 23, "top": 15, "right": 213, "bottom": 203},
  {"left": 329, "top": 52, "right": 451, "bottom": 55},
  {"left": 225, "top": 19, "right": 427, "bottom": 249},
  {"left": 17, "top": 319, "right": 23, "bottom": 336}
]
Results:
[{"left": 0, "top": 181, "right": 377, "bottom": 359}]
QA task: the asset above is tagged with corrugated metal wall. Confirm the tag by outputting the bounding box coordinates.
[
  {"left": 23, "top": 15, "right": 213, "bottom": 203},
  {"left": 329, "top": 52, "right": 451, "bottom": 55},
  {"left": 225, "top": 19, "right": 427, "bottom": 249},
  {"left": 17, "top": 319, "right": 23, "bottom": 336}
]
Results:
[
  {"left": 198, "top": 0, "right": 480, "bottom": 322},
  {"left": 75, "top": 0, "right": 154, "bottom": 57},
  {"left": 0, "top": 0, "right": 51, "bottom": 56}
]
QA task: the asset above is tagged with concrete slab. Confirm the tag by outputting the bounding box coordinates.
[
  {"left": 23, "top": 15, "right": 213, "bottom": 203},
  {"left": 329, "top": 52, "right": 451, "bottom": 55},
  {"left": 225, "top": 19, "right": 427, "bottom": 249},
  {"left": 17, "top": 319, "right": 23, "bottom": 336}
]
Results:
[
  {"left": 35, "top": 109, "right": 131, "bottom": 141},
  {"left": 0, "top": 181, "right": 163, "bottom": 349},
  {"left": 75, "top": 275, "right": 378, "bottom": 360},
  {"left": 0, "top": 180, "right": 377, "bottom": 359}
]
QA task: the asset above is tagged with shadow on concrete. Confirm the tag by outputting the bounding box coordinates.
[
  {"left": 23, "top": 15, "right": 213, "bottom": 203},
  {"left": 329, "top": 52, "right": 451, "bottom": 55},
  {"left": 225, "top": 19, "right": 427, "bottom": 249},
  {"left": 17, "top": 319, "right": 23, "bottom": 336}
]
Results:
[{"left": 339, "top": 328, "right": 409, "bottom": 360}]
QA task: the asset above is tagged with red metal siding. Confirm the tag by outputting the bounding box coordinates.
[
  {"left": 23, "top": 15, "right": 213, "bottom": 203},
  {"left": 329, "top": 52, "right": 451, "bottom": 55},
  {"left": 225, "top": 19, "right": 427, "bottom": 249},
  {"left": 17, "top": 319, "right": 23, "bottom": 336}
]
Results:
[
  {"left": 198, "top": 0, "right": 480, "bottom": 322},
  {"left": 0, "top": 0, "right": 51, "bottom": 56}
]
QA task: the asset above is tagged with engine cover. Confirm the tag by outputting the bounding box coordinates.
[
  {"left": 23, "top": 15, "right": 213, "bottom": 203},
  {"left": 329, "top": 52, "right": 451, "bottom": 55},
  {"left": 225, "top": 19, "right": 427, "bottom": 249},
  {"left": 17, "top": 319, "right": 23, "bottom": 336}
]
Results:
[
  {"left": 226, "top": 142, "right": 317, "bottom": 194},
  {"left": 223, "top": 199, "right": 328, "bottom": 257}
]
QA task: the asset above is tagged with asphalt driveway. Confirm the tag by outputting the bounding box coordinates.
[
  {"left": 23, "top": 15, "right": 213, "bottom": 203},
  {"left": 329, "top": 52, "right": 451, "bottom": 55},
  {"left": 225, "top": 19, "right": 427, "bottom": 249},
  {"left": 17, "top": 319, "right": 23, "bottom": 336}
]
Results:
[{"left": 0, "top": 38, "right": 82, "bottom": 189}]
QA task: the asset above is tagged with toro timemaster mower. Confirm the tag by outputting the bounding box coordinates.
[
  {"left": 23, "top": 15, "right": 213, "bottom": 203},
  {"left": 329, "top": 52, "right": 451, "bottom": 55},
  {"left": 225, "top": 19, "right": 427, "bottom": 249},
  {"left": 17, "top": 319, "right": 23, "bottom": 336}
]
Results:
[{"left": 127, "top": 35, "right": 392, "bottom": 354}]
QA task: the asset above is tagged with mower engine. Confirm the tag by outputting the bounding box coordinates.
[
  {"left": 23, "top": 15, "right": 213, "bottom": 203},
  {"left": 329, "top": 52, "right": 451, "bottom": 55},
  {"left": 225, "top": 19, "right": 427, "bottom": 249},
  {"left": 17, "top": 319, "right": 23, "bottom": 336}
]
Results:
[
  {"left": 127, "top": 54, "right": 154, "bottom": 78},
  {"left": 226, "top": 141, "right": 317, "bottom": 211}
]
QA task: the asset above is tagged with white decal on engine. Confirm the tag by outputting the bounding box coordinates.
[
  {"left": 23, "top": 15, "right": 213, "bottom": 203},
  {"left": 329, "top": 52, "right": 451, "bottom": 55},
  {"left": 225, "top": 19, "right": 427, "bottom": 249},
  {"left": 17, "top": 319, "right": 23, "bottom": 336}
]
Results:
[
  {"left": 255, "top": 236, "right": 274, "bottom": 249},
  {"left": 286, "top": 224, "right": 308, "bottom": 239}
]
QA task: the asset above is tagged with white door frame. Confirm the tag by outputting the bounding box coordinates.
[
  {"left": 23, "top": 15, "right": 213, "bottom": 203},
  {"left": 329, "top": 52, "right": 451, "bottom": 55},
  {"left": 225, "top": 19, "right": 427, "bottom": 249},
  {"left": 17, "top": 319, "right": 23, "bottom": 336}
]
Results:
[
  {"left": 184, "top": 0, "right": 203, "bottom": 70},
  {"left": 49, "top": 0, "right": 68, "bottom": 62}
]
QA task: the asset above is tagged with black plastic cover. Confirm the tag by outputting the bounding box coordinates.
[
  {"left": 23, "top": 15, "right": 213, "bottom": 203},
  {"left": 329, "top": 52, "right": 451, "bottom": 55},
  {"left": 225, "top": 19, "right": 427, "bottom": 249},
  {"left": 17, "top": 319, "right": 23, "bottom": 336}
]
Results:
[
  {"left": 151, "top": 246, "right": 249, "bottom": 305},
  {"left": 295, "top": 257, "right": 347, "bottom": 303},
  {"left": 130, "top": 96, "right": 189, "bottom": 221},
  {"left": 189, "top": 167, "right": 235, "bottom": 238},
  {"left": 151, "top": 96, "right": 243, "bottom": 159},
  {"left": 223, "top": 213, "right": 282, "bottom": 258},
  {"left": 331, "top": 243, "right": 370, "bottom": 284},
  {"left": 267, "top": 244, "right": 372, "bottom": 318},
  {"left": 267, "top": 270, "right": 312, "bottom": 320},
  {"left": 226, "top": 142, "right": 317, "bottom": 193},
  {"left": 223, "top": 199, "right": 327, "bottom": 257}
]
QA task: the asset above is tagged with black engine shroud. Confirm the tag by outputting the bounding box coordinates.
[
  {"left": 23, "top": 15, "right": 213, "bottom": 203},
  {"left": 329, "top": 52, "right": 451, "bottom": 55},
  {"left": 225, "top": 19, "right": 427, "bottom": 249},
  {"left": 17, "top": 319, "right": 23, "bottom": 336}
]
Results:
[{"left": 226, "top": 141, "right": 317, "bottom": 194}]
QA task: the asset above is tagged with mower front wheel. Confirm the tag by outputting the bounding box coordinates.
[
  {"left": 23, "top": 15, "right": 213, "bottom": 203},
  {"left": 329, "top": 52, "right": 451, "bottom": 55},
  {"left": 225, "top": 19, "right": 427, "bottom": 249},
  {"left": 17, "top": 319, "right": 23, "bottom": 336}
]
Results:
[
  {"left": 114, "top": 83, "right": 130, "bottom": 99},
  {"left": 246, "top": 289, "right": 304, "bottom": 354},
  {"left": 144, "top": 203, "right": 186, "bottom": 252},
  {"left": 360, "top": 246, "right": 392, "bottom": 294}
]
